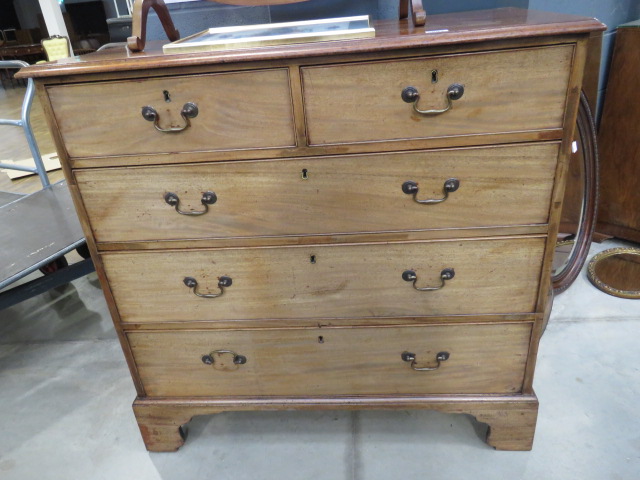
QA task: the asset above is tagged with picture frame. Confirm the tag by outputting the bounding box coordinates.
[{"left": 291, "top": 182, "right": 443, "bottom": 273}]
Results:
[{"left": 162, "top": 15, "right": 375, "bottom": 54}]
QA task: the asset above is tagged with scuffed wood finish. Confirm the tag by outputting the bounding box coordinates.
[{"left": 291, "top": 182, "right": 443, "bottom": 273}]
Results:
[
  {"left": 17, "top": 9, "right": 604, "bottom": 79},
  {"left": 91, "top": 225, "right": 550, "bottom": 252},
  {"left": 596, "top": 24, "right": 640, "bottom": 243},
  {"left": 302, "top": 45, "right": 573, "bottom": 145},
  {"left": 69, "top": 129, "right": 563, "bottom": 169},
  {"left": 122, "top": 313, "right": 539, "bottom": 331},
  {"left": 103, "top": 237, "right": 546, "bottom": 323},
  {"left": 133, "top": 394, "right": 538, "bottom": 452},
  {"left": 76, "top": 143, "right": 559, "bottom": 244},
  {"left": 128, "top": 323, "right": 531, "bottom": 396},
  {"left": 47, "top": 69, "right": 295, "bottom": 158}
]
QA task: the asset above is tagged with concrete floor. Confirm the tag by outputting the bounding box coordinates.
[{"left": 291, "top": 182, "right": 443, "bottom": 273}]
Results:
[{"left": 0, "top": 240, "right": 638, "bottom": 479}]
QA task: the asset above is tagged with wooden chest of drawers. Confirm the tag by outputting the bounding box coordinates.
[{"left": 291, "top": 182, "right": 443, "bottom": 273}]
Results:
[{"left": 20, "top": 8, "right": 604, "bottom": 451}]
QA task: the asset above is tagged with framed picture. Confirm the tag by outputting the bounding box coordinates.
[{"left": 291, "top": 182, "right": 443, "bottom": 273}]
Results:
[{"left": 162, "top": 15, "right": 375, "bottom": 53}]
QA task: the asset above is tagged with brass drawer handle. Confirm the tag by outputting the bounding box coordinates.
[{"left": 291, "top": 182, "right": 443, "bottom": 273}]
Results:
[
  {"left": 202, "top": 350, "right": 247, "bottom": 366},
  {"left": 401, "top": 84, "right": 464, "bottom": 115},
  {"left": 402, "top": 268, "right": 455, "bottom": 291},
  {"left": 164, "top": 191, "right": 217, "bottom": 216},
  {"left": 401, "top": 351, "right": 450, "bottom": 371},
  {"left": 402, "top": 178, "right": 460, "bottom": 204},
  {"left": 183, "top": 276, "right": 232, "bottom": 298},
  {"left": 141, "top": 102, "right": 198, "bottom": 133}
]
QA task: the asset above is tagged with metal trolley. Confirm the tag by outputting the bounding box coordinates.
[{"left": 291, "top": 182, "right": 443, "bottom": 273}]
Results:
[{"left": 0, "top": 60, "right": 94, "bottom": 310}]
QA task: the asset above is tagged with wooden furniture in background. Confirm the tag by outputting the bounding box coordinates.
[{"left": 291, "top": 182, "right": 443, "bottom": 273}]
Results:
[
  {"left": 596, "top": 19, "right": 640, "bottom": 243},
  {"left": 19, "top": 8, "right": 604, "bottom": 452},
  {"left": 0, "top": 43, "right": 44, "bottom": 63}
]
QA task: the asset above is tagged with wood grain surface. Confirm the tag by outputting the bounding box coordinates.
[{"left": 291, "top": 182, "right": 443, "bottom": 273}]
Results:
[
  {"left": 596, "top": 25, "right": 640, "bottom": 243},
  {"left": 302, "top": 45, "right": 573, "bottom": 145},
  {"left": 127, "top": 322, "right": 532, "bottom": 396},
  {"left": 17, "top": 9, "right": 604, "bottom": 80},
  {"left": 75, "top": 143, "right": 559, "bottom": 243},
  {"left": 133, "top": 393, "right": 539, "bottom": 451},
  {"left": 47, "top": 68, "right": 295, "bottom": 158},
  {"left": 17, "top": 6, "right": 605, "bottom": 452},
  {"left": 102, "top": 236, "right": 546, "bottom": 323}
]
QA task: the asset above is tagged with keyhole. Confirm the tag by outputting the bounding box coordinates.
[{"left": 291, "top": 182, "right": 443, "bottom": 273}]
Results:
[
  {"left": 431, "top": 70, "right": 438, "bottom": 83},
  {"left": 318, "top": 336, "right": 324, "bottom": 344},
  {"left": 310, "top": 255, "right": 316, "bottom": 264},
  {"left": 163, "top": 90, "right": 171, "bottom": 102},
  {"left": 301, "top": 168, "right": 309, "bottom": 180}
]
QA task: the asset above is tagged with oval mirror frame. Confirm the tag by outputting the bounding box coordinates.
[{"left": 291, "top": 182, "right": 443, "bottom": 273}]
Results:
[
  {"left": 587, "top": 247, "right": 640, "bottom": 299},
  {"left": 552, "top": 91, "right": 599, "bottom": 294}
]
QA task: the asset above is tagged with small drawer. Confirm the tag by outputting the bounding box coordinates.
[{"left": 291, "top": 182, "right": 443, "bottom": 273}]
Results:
[
  {"left": 127, "top": 322, "right": 532, "bottom": 396},
  {"left": 103, "top": 237, "right": 545, "bottom": 324},
  {"left": 76, "top": 143, "right": 558, "bottom": 244},
  {"left": 302, "top": 45, "right": 573, "bottom": 145},
  {"left": 47, "top": 68, "right": 295, "bottom": 158}
]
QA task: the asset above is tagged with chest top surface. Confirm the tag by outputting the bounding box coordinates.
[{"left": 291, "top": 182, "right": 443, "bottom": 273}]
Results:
[{"left": 18, "top": 7, "right": 604, "bottom": 80}]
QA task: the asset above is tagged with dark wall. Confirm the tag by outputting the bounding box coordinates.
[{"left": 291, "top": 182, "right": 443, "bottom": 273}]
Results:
[{"left": 0, "top": 0, "right": 20, "bottom": 30}]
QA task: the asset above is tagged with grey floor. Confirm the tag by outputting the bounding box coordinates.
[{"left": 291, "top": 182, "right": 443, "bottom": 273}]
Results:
[{"left": 1, "top": 240, "right": 639, "bottom": 479}]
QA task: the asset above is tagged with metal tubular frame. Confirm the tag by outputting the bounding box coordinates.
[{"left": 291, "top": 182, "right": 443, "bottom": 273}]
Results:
[{"left": 0, "top": 60, "right": 50, "bottom": 188}]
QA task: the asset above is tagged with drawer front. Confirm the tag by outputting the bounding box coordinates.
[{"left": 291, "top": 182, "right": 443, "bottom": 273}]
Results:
[
  {"left": 47, "top": 69, "right": 295, "bottom": 158},
  {"left": 103, "top": 237, "right": 545, "bottom": 323},
  {"left": 302, "top": 45, "right": 573, "bottom": 145},
  {"left": 77, "top": 143, "right": 558, "bottom": 243},
  {"left": 128, "top": 323, "right": 531, "bottom": 396}
]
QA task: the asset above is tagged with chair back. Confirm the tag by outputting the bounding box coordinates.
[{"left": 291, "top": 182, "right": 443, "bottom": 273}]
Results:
[{"left": 41, "top": 35, "right": 71, "bottom": 62}]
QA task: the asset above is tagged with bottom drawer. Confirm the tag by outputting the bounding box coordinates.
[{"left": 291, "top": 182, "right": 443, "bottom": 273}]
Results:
[{"left": 128, "top": 323, "right": 531, "bottom": 397}]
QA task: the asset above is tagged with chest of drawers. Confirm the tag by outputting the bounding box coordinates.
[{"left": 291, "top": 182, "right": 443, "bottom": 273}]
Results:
[{"left": 20, "top": 8, "right": 604, "bottom": 451}]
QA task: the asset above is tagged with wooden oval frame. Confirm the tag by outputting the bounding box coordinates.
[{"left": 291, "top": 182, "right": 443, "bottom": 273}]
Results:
[
  {"left": 587, "top": 247, "right": 640, "bottom": 299},
  {"left": 552, "top": 91, "right": 599, "bottom": 294}
]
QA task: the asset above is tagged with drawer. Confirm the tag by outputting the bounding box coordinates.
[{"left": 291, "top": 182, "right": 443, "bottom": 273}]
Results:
[
  {"left": 77, "top": 143, "right": 558, "bottom": 244},
  {"left": 302, "top": 45, "right": 573, "bottom": 145},
  {"left": 127, "top": 322, "right": 532, "bottom": 396},
  {"left": 103, "top": 237, "right": 545, "bottom": 323},
  {"left": 47, "top": 69, "right": 295, "bottom": 158}
]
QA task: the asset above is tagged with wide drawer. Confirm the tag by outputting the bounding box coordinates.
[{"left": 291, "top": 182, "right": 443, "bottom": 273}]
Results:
[
  {"left": 302, "top": 45, "right": 573, "bottom": 145},
  {"left": 127, "top": 322, "right": 532, "bottom": 396},
  {"left": 77, "top": 143, "right": 558, "bottom": 244},
  {"left": 103, "top": 237, "right": 545, "bottom": 323},
  {"left": 47, "top": 68, "right": 295, "bottom": 158}
]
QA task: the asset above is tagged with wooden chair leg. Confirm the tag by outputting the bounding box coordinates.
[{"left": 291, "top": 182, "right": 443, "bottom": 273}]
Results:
[{"left": 128, "top": 0, "right": 180, "bottom": 53}]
